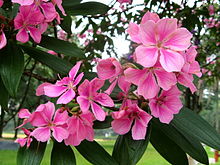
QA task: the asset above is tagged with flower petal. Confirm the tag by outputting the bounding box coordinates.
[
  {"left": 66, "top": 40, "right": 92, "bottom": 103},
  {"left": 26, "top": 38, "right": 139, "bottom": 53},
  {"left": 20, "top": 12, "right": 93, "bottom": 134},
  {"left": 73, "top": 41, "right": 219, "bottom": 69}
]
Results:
[
  {"left": 91, "top": 102, "right": 106, "bottom": 121},
  {"left": 69, "top": 61, "right": 82, "bottom": 79},
  {"left": 132, "top": 120, "right": 147, "bottom": 140},
  {"left": 112, "top": 118, "right": 132, "bottom": 135},
  {"left": 53, "top": 109, "right": 69, "bottom": 125},
  {"left": 94, "top": 93, "right": 114, "bottom": 107},
  {"left": 57, "top": 89, "right": 76, "bottom": 104},
  {"left": 52, "top": 126, "right": 69, "bottom": 142},
  {"left": 31, "top": 127, "right": 50, "bottom": 142},
  {"left": 77, "top": 96, "right": 90, "bottom": 113},
  {"left": 44, "top": 84, "right": 67, "bottom": 97}
]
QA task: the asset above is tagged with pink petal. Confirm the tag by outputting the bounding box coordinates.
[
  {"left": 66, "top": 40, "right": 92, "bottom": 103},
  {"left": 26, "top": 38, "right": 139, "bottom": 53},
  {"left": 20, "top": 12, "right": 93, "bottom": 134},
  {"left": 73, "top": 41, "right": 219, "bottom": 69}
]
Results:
[
  {"left": 104, "top": 79, "right": 117, "bottom": 95},
  {"left": 132, "top": 120, "right": 147, "bottom": 140},
  {"left": 73, "top": 72, "right": 84, "bottom": 86},
  {"left": 43, "top": 101, "right": 55, "bottom": 121},
  {"left": 141, "top": 11, "right": 160, "bottom": 24},
  {"left": 159, "top": 49, "right": 185, "bottom": 72},
  {"left": 154, "top": 69, "right": 177, "bottom": 90},
  {"left": 127, "top": 22, "right": 141, "bottom": 43},
  {"left": 156, "top": 18, "right": 177, "bottom": 41},
  {"left": 16, "top": 29, "right": 29, "bottom": 43},
  {"left": 124, "top": 68, "right": 145, "bottom": 85},
  {"left": 28, "top": 26, "right": 42, "bottom": 43},
  {"left": 118, "top": 76, "right": 131, "bottom": 93},
  {"left": 40, "top": 3, "right": 57, "bottom": 22},
  {"left": 57, "top": 89, "right": 76, "bottom": 104},
  {"left": 12, "top": 0, "right": 34, "bottom": 5},
  {"left": 78, "top": 79, "right": 90, "bottom": 97},
  {"left": 0, "top": 31, "right": 7, "bottom": 49},
  {"left": 139, "top": 20, "right": 156, "bottom": 46},
  {"left": 53, "top": 109, "right": 69, "bottom": 125},
  {"left": 36, "top": 82, "right": 51, "bottom": 96},
  {"left": 112, "top": 118, "right": 132, "bottom": 135},
  {"left": 29, "top": 112, "right": 48, "bottom": 127},
  {"left": 177, "top": 73, "right": 197, "bottom": 93},
  {"left": 76, "top": 96, "right": 90, "bottom": 113},
  {"left": 135, "top": 45, "right": 158, "bottom": 68},
  {"left": 164, "top": 28, "right": 192, "bottom": 51},
  {"left": 52, "top": 126, "right": 69, "bottom": 142},
  {"left": 157, "top": 105, "right": 174, "bottom": 124},
  {"left": 91, "top": 102, "right": 106, "bottom": 121},
  {"left": 44, "top": 84, "right": 67, "bottom": 97},
  {"left": 90, "top": 78, "right": 105, "bottom": 93},
  {"left": 64, "top": 133, "right": 82, "bottom": 146},
  {"left": 138, "top": 72, "right": 159, "bottom": 99},
  {"left": 31, "top": 127, "right": 51, "bottom": 142},
  {"left": 15, "top": 138, "right": 27, "bottom": 147},
  {"left": 94, "top": 93, "right": 114, "bottom": 107},
  {"left": 53, "top": 0, "right": 66, "bottom": 16},
  {"left": 18, "top": 109, "right": 31, "bottom": 119},
  {"left": 189, "top": 61, "right": 202, "bottom": 77},
  {"left": 69, "top": 61, "right": 82, "bottom": 79}
]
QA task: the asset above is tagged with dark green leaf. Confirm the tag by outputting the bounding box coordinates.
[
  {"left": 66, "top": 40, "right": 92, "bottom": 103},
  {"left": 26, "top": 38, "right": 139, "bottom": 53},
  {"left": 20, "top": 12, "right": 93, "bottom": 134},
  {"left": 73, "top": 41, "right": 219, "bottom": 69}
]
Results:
[
  {"left": 153, "top": 119, "right": 208, "bottom": 164},
  {"left": 93, "top": 116, "right": 113, "bottom": 129},
  {"left": 62, "top": 0, "right": 82, "bottom": 7},
  {"left": 171, "top": 107, "right": 220, "bottom": 150},
  {"left": 17, "top": 139, "right": 47, "bottom": 165},
  {"left": 60, "top": 14, "right": 72, "bottom": 35},
  {"left": 0, "top": 41, "right": 24, "bottom": 97},
  {"left": 51, "top": 141, "right": 76, "bottom": 165},
  {"left": 39, "top": 36, "right": 85, "bottom": 58},
  {"left": 0, "top": 77, "right": 8, "bottom": 109},
  {"left": 112, "top": 127, "right": 151, "bottom": 165},
  {"left": 76, "top": 140, "right": 118, "bottom": 165},
  {"left": 64, "top": 2, "right": 110, "bottom": 16},
  {"left": 150, "top": 124, "right": 188, "bottom": 165},
  {"left": 21, "top": 45, "right": 71, "bottom": 74}
]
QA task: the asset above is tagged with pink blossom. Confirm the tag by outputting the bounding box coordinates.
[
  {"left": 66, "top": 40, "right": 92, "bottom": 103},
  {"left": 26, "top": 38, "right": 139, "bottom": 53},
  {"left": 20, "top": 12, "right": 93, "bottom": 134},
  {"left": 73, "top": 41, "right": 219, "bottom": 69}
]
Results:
[
  {"left": 36, "top": 82, "right": 51, "bottom": 96},
  {"left": 14, "top": 6, "right": 44, "bottom": 43},
  {"left": 0, "top": 0, "right": 4, "bottom": 7},
  {"left": 15, "top": 128, "right": 33, "bottom": 148},
  {"left": 0, "top": 31, "right": 7, "bottom": 49},
  {"left": 12, "top": 0, "right": 34, "bottom": 6},
  {"left": 149, "top": 86, "right": 183, "bottom": 124},
  {"left": 117, "top": 0, "right": 132, "bottom": 4},
  {"left": 128, "top": 12, "right": 192, "bottom": 72},
  {"left": 47, "top": 50, "right": 58, "bottom": 56},
  {"left": 51, "top": 0, "right": 66, "bottom": 16},
  {"left": 58, "top": 30, "right": 67, "bottom": 40},
  {"left": 43, "top": 61, "right": 84, "bottom": 104},
  {"left": 208, "top": 5, "right": 215, "bottom": 15},
  {"left": 16, "top": 108, "right": 32, "bottom": 128},
  {"left": 111, "top": 100, "right": 152, "bottom": 140},
  {"left": 124, "top": 63, "right": 177, "bottom": 99},
  {"left": 77, "top": 78, "right": 114, "bottom": 121},
  {"left": 30, "top": 102, "right": 69, "bottom": 142},
  {"left": 65, "top": 111, "right": 94, "bottom": 146}
]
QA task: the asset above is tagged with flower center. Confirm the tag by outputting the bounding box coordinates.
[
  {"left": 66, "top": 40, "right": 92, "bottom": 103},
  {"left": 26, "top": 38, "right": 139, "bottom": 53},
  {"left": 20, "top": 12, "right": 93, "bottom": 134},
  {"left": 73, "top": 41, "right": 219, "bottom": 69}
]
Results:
[{"left": 156, "top": 41, "right": 163, "bottom": 48}]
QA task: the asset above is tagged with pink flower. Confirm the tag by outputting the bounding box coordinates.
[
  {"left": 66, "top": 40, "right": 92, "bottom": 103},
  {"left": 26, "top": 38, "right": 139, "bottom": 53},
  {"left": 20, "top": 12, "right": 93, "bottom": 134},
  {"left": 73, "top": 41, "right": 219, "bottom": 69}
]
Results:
[
  {"left": 47, "top": 50, "right": 58, "bottom": 56},
  {"left": 0, "top": 0, "right": 4, "bottom": 7},
  {"left": 43, "top": 61, "right": 84, "bottom": 104},
  {"left": 14, "top": 6, "right": 44, "bottom": 43},
  {"left": 64, "top": 111, "right": 94, "bottom": 146},
  {"left": 77, "top": 78, "right": 114, "bottom": 121},
  {"left": 208, "top": 5, "right": 215, "bottom": 15},
  {"left": 149, "top": 86, "right": 183, "bottom": 124},
  {"left": 97, "top": 58, "right": 130, "bottom": 95},
  {"left": 12, "top": 0, "right": 34, "bottom": 6},
  {"left": 117, "top": 0, "right": 132, "bottom": 4},
  {"left": 51, "top": 0, "right": 66, "bottom": 16},
  {"left": 15, "top": 128, "right": 33, "bottom": 148},
  {"left": 30, "top": 102, "right": 69, "bottom": 142},
  {"left": 111, "top": 100, "right": 152, "bottom": 140},
  {"left": 16, "top": 108, "right": 32, "bottom": 128},
  {"left": 0, "top": 31, "right": 7, "bottom": 49},
  {"left": 124, "top": 63, "right": 177, "bottom": 99},
  {"left": 128, "top": 12, "right": 192, "bottom": 72}
]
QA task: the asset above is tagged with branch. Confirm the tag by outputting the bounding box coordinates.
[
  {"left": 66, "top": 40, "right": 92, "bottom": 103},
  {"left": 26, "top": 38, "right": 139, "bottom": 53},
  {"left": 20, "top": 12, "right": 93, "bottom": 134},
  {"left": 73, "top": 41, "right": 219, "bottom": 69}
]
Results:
[{"left": 23, "top": 70, "right": 56, "bottom": 83}]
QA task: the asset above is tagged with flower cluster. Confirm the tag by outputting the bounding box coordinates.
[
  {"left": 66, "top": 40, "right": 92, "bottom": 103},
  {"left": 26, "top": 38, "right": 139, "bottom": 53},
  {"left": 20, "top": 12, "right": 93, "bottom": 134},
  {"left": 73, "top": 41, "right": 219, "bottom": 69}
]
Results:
[
  {"left": 0, "top": 0, "right": 66, "bottom": 49},
  {"left": 16, "top": 12, "right": 202, "bottom": 148}
]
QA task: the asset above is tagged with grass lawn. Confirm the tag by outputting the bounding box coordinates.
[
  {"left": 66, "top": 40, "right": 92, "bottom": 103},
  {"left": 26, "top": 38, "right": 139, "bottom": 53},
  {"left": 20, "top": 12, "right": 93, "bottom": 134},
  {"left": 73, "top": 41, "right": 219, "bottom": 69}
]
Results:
[{"left": 0, "top": 139, "right": 219, "bottom": 165}]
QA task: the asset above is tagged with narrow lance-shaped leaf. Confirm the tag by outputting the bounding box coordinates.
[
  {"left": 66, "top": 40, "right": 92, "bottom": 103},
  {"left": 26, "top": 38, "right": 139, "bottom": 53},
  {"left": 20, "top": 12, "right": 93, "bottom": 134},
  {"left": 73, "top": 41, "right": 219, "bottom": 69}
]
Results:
[
  {"left": 0, "top": 77, "right": 8, "bottom": 109},
  {"left": 153, "top": 119, "right": 209, "bottom": 165},
  {"left": 0, "top": 41, "right": 24, "bottom": 97},
  {"left": 39, "top": 36, "right": 85, "bottom": 58},
  {"left": 17, "top": 139, "right": 47, "bottom": 165},
  {"left": 93, "top": 116, "right": 113, "bottom": 129},
  {"left": 171, "top": 107, "right": 220, "bottom": 150},
  {"left": 64, "top": 2, "right": 110, "bottom": 16},
  {"left": 51, "top": 141, "right": 76, "bottom": 165},
  {"left": 76, "top": 140, "right": 118, "bottom": 165},
  {"left": 21, "top": 45, "right": 72, "bottom": 75},
  {"left": 150, "top": 124, "right": 188, "bottom": 165},
  {"left": 112, "top": 126, "right": 151, "bottom": 165}
]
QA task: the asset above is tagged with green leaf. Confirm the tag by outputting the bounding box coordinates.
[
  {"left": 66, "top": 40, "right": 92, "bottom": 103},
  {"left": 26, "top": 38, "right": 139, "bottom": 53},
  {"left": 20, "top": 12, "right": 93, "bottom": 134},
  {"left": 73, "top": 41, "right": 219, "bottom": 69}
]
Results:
[
  {"left": 51, "top": 141, "right": 76, "bottom": 165},
  {"left": 60, "top": 14, "right": 72, "bottom": 35},
  {"left": 93, "top": 116, "right": 113, "bottom": 129},
  {"left": 62, "top": 0, "right": 82, "bottom": 7},
  {"left": 17, "top": 139, "right": 47, "bottom": 165},
  {"left": 150, "top": 124, "right": 188, "bottom": 165},
  {"left": 171, "top": 107, "right": 220, "bottom": 150},
  {"left": 153, "top": 119, "right": 209, "bottom": 164},
  {"left": 0, "top": 77, "right": 8, "bottom": 109},
  {"left": 76, "top": 140, "right": 118, "bottom": 165},
  {"left": 64, "top": 2, "right": 110, "bottom": 16},
  {"left": 0, "top": 41, "right": 24, "bottom": 97},
  {"left": 39, "top": 36, "right": 85, "bottom": 58},
  {"left": 21, "top": 45, "right": 72, "bottom": 75},
  {"left": 112, "top": 127, "right": 151, "bottom": 165}
]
